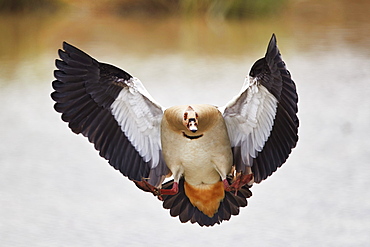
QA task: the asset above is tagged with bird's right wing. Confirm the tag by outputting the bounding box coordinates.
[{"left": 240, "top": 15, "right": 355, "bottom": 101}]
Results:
[{"left": 51, "top": 42, "right": 169, "bottom": 187}]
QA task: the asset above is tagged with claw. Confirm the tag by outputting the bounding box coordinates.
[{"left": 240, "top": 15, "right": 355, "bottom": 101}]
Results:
[
  {"left": 160, "top": 182, "right": 179, "bottom": 195},
  {"left": 223, "top": 173, "right": 253, "bottom": 195},
  {"left": 133, "top": 180, "right": 179, "bottom": 201},
  {"left": 133, "top": 180, "right": 163, "bottom": 200}
]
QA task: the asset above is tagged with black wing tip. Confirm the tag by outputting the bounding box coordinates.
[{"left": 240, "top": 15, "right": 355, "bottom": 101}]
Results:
[
  {"left": 59, "top": 41, "right": 73, "bottom": 55},
  {"left": 57, "top": 48, "right": 65, "bottom": 58},
  {"left": 266, "top": 33, "right": 279, "bottom": 57},
  {"left": 62, "top": 41, "right": 75, "bottom": 51},
  {"left": 248, "top": 33, "right": 279, "bottom": 77},
  {"left": 60, "top": 41, "right": 94, "bottom": 62},
  {"left": 270, "top": 33, "right": 277, "bottom": 44}
]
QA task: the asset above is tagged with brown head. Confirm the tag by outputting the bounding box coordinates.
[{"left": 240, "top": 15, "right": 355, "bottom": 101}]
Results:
[
  {"left": 163, "top": 104, "right": 222, "bottom": 137},
  {"left": 183, "top": 106, "right": 199, "bottom": 133}
]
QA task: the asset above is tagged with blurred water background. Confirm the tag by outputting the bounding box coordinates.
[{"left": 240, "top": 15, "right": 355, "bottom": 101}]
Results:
[{"left": 0, "top": 0, "right": 369, "bottom": 246}]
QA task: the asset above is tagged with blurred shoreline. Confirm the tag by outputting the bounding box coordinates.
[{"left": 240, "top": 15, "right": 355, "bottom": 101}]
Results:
[
  {"left": 0, "top": 0, "right": 286, "bottom": 19},
  {"left": 0, "top": 0, "right": 368, "bottom": 80}
]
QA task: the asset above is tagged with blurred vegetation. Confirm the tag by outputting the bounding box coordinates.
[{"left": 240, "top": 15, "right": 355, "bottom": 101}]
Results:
[
  {"left": 0, "top": 0, "right": 62, "bottom": 13},
  {"left": 0, "top": 0, "right": 368, "bottom": 80},
  {"left": 178, "top": 0, "right": 286, "bottom": 19},
  {"left": 0, "top": 0, "right": 287, "bottom": 19}
]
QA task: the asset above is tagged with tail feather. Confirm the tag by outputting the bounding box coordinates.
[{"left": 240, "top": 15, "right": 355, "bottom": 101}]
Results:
[
  {"left": 162, "top": 178, "right": 252, "bottom": 227},
  {"left": 184, "top": 181, "right": 225, "bottom": 217}
]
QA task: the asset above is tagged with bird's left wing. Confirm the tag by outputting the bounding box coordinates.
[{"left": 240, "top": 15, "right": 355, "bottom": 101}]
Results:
[
  {"left": 51, "top": 42, "right": 168, "bottom": 187},
  {"left": 222, "top": 34, "right": 299, "bottom": 183}
]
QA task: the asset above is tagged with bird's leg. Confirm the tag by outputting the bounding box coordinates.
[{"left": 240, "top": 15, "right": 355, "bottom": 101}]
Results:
[
  {"left": 224, "top": 173, "right": 253, "bottom": 195},
  {"left": 133, "top": 180, "right": 179, "bottom": 201},
  {"left": 159, "top": 182, "right": 179, "bottom": 195},
  {"left": 222, "top": 179, "right": 231, "bottom": 190},
  {"left": 133, "top": 180, "right": 163, "bottom": 200}
]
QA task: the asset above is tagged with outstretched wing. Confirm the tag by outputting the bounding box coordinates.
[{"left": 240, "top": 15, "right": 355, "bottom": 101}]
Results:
[
  {"left": 51, "top": 42, "right": 169, "bottom": 187},
  {"left": 222, "top": 34, "right": 299, "bottom": 183}
]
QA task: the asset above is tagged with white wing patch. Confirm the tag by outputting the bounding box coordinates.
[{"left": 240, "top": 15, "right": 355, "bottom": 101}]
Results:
[
  {"left": 223, "top": 76, "right": 278, "bottom": 166},
  {"left": 110, "top": 77, "right": 163, "bottom": 168}
]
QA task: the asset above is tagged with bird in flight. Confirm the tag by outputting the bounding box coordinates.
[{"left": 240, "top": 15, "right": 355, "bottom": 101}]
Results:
[{"left": 51, "top": 34, "right": 299, "bottom": 227}]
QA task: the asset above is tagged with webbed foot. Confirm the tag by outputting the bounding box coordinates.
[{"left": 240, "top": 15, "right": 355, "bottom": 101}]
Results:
[
  {"left": 223, "top": 173, "right": 253, "bottom": 195},
  {"left": 134, "top": 180, "right": 179, "bottom": 201}
]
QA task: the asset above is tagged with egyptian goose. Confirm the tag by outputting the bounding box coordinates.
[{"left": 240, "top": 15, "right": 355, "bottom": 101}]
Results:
[{"left": 51, "top": 34, "right": 299, "bottom": 226}]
